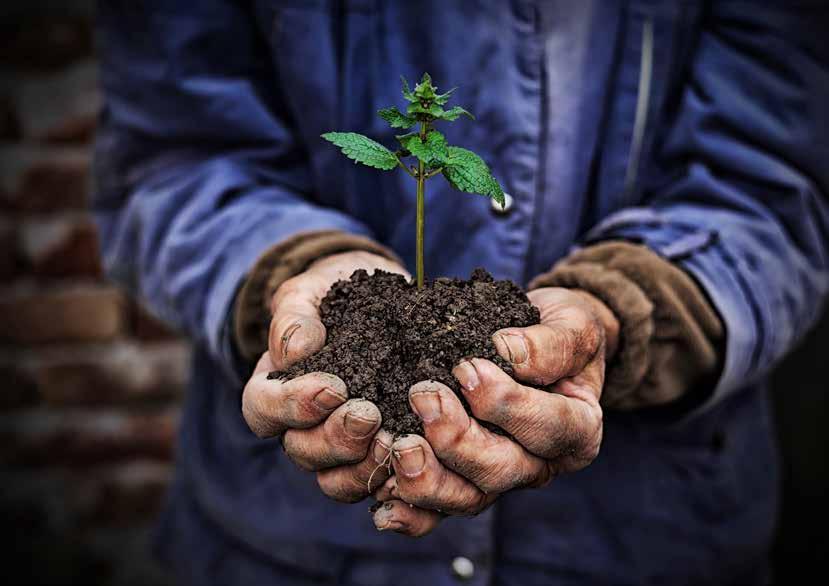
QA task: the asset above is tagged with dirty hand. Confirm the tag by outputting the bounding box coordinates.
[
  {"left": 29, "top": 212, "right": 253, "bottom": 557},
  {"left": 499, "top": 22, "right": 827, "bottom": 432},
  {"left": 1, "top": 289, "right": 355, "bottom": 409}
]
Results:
[
  {"left": 242, "top": 251, "right": 409, "bottom": 503},
  {"left": 373, "top": 287, "right": 619, "bottom": 536}
]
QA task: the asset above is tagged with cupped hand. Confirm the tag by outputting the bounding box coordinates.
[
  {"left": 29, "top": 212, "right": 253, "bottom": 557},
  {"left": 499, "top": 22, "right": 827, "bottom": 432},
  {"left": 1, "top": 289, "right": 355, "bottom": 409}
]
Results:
[
  {"left": 242, "top": 250, "right": 409, "bottom": 503},
  {"left": 373, "top": 287, "right": 619, "bottom": 536}
]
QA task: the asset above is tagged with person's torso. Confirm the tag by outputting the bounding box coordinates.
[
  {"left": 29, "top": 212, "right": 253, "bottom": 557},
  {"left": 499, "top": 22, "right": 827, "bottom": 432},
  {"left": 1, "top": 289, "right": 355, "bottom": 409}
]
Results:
[
  {"left": 161, "top": 2, "right": 779, "bottom": 584},
  {"left": 254, "top": 0, "right": 705, "bottom": 284}
]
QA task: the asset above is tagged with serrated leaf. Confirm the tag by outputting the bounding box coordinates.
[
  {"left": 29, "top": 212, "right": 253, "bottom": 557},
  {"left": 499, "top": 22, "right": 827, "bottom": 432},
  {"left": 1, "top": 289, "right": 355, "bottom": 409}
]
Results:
[
  {"left": 406, "top": 101, "right": 445, "bottom": 118},
  {"left": 322, "top": 132, "right": 398, "bottom": 171},
  {"left": 400, "top": 76, "right": 416, "bottom": 102},
  {"left": 397, "top": 130, "right": 448, "bottom": 166},
  {"left": 435, "top": 106, "right": 475, "bottom": 121},
  {"left": 413, "top": 72, "right": 437, "bottom": 101},
  {"left": 434, "top": 87, "right": 457, "bottom": 106},
  {"left": 378, "top": 107, "right": 417, "bottom": 129},
  {"left": 442, "top": 146, "right": 504, "bottom": 205},
  {"left": 394, "top": 131, "right": 417, "bottom": 144}
]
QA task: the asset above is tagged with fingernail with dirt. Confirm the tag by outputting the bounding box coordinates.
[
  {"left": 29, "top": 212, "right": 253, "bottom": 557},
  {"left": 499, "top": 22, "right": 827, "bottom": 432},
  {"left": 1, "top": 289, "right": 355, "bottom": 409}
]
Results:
[
  {"left": 281, "top": 322, "right": 302, "bottom": 358},
  {"left": 313, "top": 387, "right": 346, "bottom": 410},
  {"left": 454, "top": 360, "right": 479, "bottom": 392},
  {"left": 344, "top": 412, "right": 378, "bottom": 438},
  {"left": 387, "top": 476, "right": 399, "bottom": 498},
  {"left": 373, "top": 437, "right": 392, "bottom": 464},
  {"left": 495, "top": 333, "right": 528, "bottom": 364},
  {"left": 395, "top": 445, "right": 425, "bottom": 476},
  {"left": 409, "top": 390, "right": 441, "bottom": 423},
  {"left": 374, "top": 502, "right": 405, "bottom": 532}
]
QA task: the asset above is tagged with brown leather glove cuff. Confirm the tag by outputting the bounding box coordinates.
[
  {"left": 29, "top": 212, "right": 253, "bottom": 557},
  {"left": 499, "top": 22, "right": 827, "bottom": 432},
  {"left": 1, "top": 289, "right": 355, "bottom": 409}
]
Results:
[
  {"left": 233, "top": 230, "right": 401, "bottom": 362},
  {"left": 529, "top": 242, "right": 724, "bottom": 410}
]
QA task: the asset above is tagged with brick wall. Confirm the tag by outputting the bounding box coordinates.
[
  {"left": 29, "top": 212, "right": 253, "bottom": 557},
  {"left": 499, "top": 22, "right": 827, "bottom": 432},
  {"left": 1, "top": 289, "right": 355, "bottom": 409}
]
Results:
[
  {"left": 1, "top": 3, "right": 827, "bottom": 586},
  {"left": 1, "top": 3, "right": 185, "bottom": 585}
]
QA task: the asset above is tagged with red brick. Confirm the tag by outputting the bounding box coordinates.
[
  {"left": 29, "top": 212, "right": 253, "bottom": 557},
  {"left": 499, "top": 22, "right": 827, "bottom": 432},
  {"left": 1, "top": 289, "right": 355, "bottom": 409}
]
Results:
[
  {"left": 0, "top": 408, "right": 178, "bottom": 467},
  {"left": 78, "top": 463, "right": 172, "bottom": 528},
  {"left": 0, "top": 17, "right": 93, "bottom": 72},
  {"left": 0, "top": 286, "right": 126, "bottom": 344},
  {"left": 0, "top": 95, "right": 21, "bottom": 141},
  {"left": 131, "top": 303, "right": 180, "bottom": 342},
  {"left": 12, "top": 60, "right": 99, "bottom": 143},
  {"left": 18, "top": 217, "right": 101, "bottom": 278},
  {"left": 29, "top": 341, "right": 189, "bottom": 406},
  {"left": 0, "top": 146, "right": 89, "bottom": 213},
  {"left": 0, "top": 365, "right": 38, "bottom": 411},
  {"left": 0, "top": 221, "right": 20, "bottom": 280},
  {"left": 3, "top": 463, "right": 171, "bottom": 527}
]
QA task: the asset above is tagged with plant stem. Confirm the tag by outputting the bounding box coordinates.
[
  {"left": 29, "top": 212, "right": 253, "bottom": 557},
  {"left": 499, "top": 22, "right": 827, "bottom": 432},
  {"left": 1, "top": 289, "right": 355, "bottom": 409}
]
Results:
[
  {"left": 395, "top": 155, "right": 417, "bottom": 178},
  {"left": 415, "top": 121, "right": 428, "bottom": 288}
]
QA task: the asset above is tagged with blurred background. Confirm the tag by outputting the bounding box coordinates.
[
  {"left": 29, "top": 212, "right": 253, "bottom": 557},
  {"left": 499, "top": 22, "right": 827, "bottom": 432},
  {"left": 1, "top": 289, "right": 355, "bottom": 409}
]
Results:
[
  {"left": 1, "top": 3, "right": 183, "bottom": 584},
  {"left": 0, "top": 1, "right": 825, "bottom": 585}
]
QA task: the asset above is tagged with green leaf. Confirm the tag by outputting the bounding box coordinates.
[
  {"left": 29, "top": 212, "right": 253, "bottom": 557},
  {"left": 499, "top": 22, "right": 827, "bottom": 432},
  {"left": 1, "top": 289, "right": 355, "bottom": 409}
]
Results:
[
  {"left": 433, "top": 87, "right": 457, "bottom": 106},
  {"left": 378, "top": 107, "right": 417, "bottom": 129},
  {"left": 442, "top": 146, "right": 505, "bottom": 205},
  {"left": 435, "top": 106, "right": 475, "bottom": 121},
  {"left": 406, "top": 101, "right": 445, "bottom": 119},
  {"left": 413, "top": 72, "right": 437, "bottom": 101},
  {"left": 400, "top": 76, "right": 416, "bottom": 102},
  {"left": 405, "top": 102, "right": 474, "bottom": 123},
  {"left": 322, "top": 132, "right": 398, "bottom": 171},
  {"left": 396, "top": 130, "right": 449, "bottom": 166}
]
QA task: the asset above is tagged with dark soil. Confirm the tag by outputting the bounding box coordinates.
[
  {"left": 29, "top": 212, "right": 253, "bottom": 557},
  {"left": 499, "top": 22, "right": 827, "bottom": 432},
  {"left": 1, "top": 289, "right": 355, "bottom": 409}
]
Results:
[{"left": 269, "top": 268, "right": 540, "bottom": 435}]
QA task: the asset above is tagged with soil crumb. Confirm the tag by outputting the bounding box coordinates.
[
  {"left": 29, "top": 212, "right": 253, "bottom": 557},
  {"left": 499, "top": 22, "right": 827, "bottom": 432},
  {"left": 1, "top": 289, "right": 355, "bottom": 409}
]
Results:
[{"left": 270, "top": 268, "right": 539, "bottom": 435}]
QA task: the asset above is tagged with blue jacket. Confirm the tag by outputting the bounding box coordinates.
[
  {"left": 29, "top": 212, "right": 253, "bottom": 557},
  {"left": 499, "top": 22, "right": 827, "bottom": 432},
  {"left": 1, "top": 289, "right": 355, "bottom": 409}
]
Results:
[{"left": 94, "top": 1, "right": 829, "bottom": 584}]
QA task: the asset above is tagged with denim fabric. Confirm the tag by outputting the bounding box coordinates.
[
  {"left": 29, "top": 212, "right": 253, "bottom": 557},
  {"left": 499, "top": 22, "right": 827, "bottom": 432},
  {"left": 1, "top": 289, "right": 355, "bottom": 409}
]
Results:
[{"left": 94, "top": 1, "right": 828, "bottom": 583}]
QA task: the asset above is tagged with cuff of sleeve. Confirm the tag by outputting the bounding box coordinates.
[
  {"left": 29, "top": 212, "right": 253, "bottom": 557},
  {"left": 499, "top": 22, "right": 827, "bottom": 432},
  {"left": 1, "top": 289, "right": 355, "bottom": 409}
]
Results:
[
  {"left": 530, "top": 259, "right": 654, "bottom": 408},
  {"left": 233, "top": 230, "right": 401, "bottom": 362},
  {"left": 529, "top": 241, "right": 724, "bottom": 410}
]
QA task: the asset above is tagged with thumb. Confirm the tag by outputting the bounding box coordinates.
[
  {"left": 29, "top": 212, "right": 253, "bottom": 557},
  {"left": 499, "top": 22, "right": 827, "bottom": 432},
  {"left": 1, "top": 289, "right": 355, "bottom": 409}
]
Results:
[{"left": 268, "top": 272, "right": 329, "bottom": 371}]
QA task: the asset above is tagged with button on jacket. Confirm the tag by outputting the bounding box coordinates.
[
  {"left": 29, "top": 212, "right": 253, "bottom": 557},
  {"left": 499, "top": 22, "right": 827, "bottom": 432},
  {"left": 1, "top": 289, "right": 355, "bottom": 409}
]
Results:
[{"left": 94, "top": 1, "right": 829, "bottom": 584}]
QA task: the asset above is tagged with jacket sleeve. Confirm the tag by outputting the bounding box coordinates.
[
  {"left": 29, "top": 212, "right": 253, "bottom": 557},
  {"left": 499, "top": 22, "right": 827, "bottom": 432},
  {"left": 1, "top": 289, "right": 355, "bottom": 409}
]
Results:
[
  {"left": 92, "top": 1, "right": 374, "bottom": 380},
  {"left": 585, "top": 1, "right": 829, "bottom": 410}
]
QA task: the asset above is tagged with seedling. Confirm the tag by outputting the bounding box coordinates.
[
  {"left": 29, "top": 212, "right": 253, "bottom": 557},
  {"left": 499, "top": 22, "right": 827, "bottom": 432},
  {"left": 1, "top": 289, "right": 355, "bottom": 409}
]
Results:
[{"left": 322, "top": 73, "right": 505, "bottom": 288}]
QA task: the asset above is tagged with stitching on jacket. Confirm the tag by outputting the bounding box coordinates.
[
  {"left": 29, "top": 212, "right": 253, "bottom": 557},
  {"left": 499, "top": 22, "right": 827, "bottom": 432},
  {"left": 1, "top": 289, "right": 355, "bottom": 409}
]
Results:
[{"left": 623, "top": 15, "right": 654, "bottom": 204}]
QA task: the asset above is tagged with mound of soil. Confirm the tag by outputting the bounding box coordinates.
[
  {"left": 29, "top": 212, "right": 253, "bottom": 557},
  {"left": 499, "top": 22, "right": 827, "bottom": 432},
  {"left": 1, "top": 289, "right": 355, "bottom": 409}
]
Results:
[{"left": 270, "top": 268, "right": 540, "bottom": 435}]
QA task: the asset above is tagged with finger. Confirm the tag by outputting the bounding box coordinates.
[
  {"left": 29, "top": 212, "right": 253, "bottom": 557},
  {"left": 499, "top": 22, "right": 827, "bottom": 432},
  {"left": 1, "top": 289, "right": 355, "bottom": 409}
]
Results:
[
  {"left": 242, "top": 354, "right": 348, "bottom": 438},
  {"left": 268, "top": 254, "right": 410, "bottom": 372},
  {"left": 309, "top": 250, "right": 410, "bottom": 281},
  {"left": 283, "top": 399, "right": 381, "bottom": 471},
  {"left": 373, "top": 473, "right": 397, "bottom": 503},
  {"left": 408, "top": 381, "right": 553, "bottom": 494},
  {"left": 372, "top": 500, "right": 443, "bottom": 538},
  {"left": 548, "top": 357, "right": 606, "bottom": 472},
  {"left": 269, "top": 272, "right": 330, "bottom": 371},
  {"left": 316, "top": 429, "right": 394, "bottom": 503},
  {"left": 453, "top": 359, "right": 603, "bottom": 468},
  {"left": 389, "top": 434, "right": 496, "bottom": 516},
  {"left": 493, "top": 289, "right": 603, "bottom": 386}
]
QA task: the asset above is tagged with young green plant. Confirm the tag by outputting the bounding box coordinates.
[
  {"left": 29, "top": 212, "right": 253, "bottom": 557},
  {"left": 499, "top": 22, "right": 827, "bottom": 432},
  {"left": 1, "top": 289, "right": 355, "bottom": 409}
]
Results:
[{"left": 322, "top": 73, "right": 505, "bottom": 288}]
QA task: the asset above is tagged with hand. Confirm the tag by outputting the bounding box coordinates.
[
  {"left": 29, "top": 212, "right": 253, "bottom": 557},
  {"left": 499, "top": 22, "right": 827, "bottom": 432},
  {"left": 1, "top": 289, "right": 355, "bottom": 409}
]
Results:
[
  {"left": 242, "top": 250, "right": 409, "bottom": 503},
  {"left": 372, "top": 287, "right": 619, "bottom": 536}
]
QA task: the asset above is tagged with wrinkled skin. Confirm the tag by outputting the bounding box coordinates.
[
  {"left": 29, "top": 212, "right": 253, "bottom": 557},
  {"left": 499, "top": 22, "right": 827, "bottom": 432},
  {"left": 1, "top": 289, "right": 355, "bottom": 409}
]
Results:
[
  {"left": 241, "top": 252, "right": 619, "bottom": 534},
  {"left": 242, "top": 251, "right": 408, "bottom": 501},
  {"left": 372, "top": 287, "right": 619, "bottom": 537}
]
